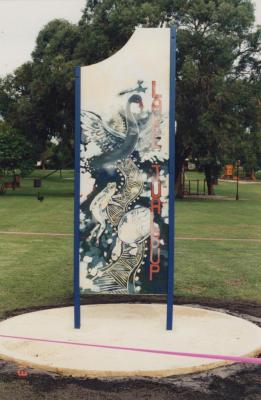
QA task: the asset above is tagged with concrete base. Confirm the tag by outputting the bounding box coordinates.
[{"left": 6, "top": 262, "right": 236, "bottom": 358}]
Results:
[{"left": 0, "top": 304, "right": 260, "bottom": 377}]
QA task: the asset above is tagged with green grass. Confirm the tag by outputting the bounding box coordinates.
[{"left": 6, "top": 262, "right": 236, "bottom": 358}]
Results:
[
  {"left": 0, "top": 170, "right": 73, "bottom": 233},
  {"left": 178, "top": 171, "right": 261, "bottom": 239},
  {"left": 176, "top": 240, "right": 261, "bottom": 301},
  {"left": 0, "top": 235, "right": 73, "bottom": 317},
  {"left": 0, "top": 170, "right": 260, "bottom": 318},
  {"left": 0, "top": 171, "right": 74, "bottom": 317}
]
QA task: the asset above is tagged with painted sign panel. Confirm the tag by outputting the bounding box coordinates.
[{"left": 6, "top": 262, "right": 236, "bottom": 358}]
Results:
[{"left": 78, "top": 28, "right": 173, "bottom": 295}]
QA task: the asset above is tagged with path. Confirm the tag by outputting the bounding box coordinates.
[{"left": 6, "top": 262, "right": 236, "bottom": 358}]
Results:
[
  {"left": 0, "top": 231, "right": 72, "bottom": 237},
  {"left": 0, "top": 231, "right": 261, "bottom": 242}
]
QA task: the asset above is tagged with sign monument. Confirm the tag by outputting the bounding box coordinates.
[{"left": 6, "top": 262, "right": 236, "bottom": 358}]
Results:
[{"left": 74, "top": 27, "right": 176, "bottom": 330}]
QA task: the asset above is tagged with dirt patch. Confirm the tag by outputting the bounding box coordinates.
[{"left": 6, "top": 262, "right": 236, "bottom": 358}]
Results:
[
  {"left": 0, "top": 296, "right": 260, "bottom": 400},
  {"left": 0, "top": 361, "right": 260, "bottom": 400}
]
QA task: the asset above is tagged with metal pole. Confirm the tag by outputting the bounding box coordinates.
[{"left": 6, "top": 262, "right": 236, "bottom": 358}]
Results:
[
  {"left": 167, "top": 26, "right": 176, "bottom": 331},
  {"left": 74, "top": 66, "right": 81, "bottom": 329},
  {"left": 182, "top": 168, "right": 185, "bottom": 195},
  {"left": 236, "top": 160, "right": 240, "bottom": 201}
]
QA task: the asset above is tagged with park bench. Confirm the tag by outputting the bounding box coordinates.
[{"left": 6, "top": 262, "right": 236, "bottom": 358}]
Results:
[{"left": 0, "top": 175, "right": 21, "bottom": 194}]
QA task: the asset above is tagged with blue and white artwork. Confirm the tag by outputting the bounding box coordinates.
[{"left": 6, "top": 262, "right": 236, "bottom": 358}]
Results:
[{"left": 78, "top": 28, "right": 171, "bottom": 294}]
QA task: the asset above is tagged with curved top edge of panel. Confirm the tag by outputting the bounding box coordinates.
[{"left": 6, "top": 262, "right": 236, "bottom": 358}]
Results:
[{"left": 80, "top": 27, "right": 170, "bottom": 71}]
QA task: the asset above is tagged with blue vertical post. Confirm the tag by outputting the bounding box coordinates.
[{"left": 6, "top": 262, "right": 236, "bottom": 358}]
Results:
[
  {"left": 74, "top": 66, "right": 81, "bottom": 329},
  {"left": 167, "top": 27, "right": 176, "bottom": 331}
]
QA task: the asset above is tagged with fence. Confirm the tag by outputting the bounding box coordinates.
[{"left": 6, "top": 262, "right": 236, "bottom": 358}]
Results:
[{"left": 182, "top": 179, "right": 207, "bottom": 196}]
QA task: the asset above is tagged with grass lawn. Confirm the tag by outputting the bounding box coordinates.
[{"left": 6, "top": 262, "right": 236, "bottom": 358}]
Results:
[
  {"left": 0, "top": 235, "right": 73, "bottom": 318},
  {"left": 180, "top": 171, "right": 261, "bottom": 239},
  {"left": 0, "top": 170, "right": 260, "bottom": 319},
  {"left": 0, "top": 170, "right": 73, "bottom": 233},
  {"left": 176, "top": 240, "right": 261, "bottom": 300}
]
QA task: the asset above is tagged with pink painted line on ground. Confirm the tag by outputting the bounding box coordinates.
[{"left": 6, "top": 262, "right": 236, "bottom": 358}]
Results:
[
  {"left": 0, "top": 334, "right": 260, "bottom": 365},
  {"left": 0, "top": 231, "right": 72, "bottom": 237},
  {"left": 0, "top": 231, "right": 261, "bottom": 242}
]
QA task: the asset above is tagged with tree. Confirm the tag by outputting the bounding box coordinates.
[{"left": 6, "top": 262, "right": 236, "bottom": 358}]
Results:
[
  {"left": 225, "top": 74, "right": 261, "bottom": 173},
  {"left": 0, "top": 19, "right": 80, "bottom": 162},
  {"left": 0, "top": 122, "right": 36, "bottom": 176},
  {"left": 171, "top": 1, "right": 260, "bottom": 194},
  {"left": 0, "top": 1, "right": 260, "bottom": 195},
  {"left": 77, "top": 0, "right": 261, "bottom": 195},
  {"left": 75, "top": 0, "right": 162, "bottom": 64}
]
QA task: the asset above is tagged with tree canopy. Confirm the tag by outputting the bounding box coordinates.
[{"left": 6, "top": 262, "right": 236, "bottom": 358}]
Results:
[
  {"left": 0, "top": 0, "right": 260, "bottom": 188},
  {"left": 0, "top": 19, "right": 80, "bottom": 161}
]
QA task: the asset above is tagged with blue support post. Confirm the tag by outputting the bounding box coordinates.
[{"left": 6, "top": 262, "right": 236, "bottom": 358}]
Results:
[
  {"left": 74, "top": 66, "right": 81, "bottom": 329},
  {"left": 167, "top": 27, "right": 177, "bottom": 331}
]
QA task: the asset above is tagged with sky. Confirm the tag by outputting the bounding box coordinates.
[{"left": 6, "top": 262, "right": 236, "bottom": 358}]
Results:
[
  {"left": 0, "top": 0, "right": 260, "bottom": 77},
  {"left": 0, "top": 0, "right": 86, "bottom": 77}
]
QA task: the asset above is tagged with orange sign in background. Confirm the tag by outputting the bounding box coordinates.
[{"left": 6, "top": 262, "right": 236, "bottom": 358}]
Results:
[{"left": 224, "top": 164, "right": 234, "bottom": 177}]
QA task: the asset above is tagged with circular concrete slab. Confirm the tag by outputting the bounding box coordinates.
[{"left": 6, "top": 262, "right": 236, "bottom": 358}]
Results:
[{"left": 0, "top": 304, "right": 260, "bottom": 377}]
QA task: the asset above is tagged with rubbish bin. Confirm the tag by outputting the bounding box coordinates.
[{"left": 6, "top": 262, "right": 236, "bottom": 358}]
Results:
[{"left": 33, "top": 179, "right": 42, "bottom": 188}]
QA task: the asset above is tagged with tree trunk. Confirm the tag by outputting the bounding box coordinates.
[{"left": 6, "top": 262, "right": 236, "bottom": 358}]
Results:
[
  {"left": 175, "top": 170, "right": 184, "bottom": 198},
  {"left": 175, "top": 156, "right": 185, "bottom": 198},
  {"left": 204, "top": 165, "right": 215, "bottom": 195},
  {"left": 174, "top": 147, "right": 191, "bottom": 198},
  {"left": 206, "top": 179, "right": 215, "bottom": 195}
]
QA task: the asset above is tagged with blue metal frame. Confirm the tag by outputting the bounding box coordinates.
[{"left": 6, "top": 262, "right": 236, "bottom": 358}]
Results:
[
  {"left": 167, "top": 27, "right": 177, "bottom": 331},
  {"left": 74, "top": 66, "right": 81, "bottom": 329}
]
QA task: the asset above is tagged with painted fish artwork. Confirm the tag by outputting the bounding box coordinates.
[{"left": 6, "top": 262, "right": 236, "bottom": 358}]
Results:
[{"left": 79, "top": 28, "right": 171, "bottom": 294}]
